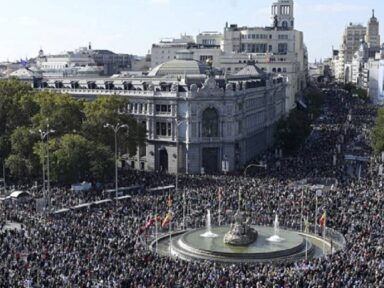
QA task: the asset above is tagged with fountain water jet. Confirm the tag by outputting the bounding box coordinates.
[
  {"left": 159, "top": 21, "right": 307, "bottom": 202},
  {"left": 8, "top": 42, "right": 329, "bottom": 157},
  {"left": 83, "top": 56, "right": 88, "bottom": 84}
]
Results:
[
  {"left": 267, "top": 214, "right": 284, "bottom": 242},
  {"left": 200, "top": 209, "right": 218, "bottom": 238}
]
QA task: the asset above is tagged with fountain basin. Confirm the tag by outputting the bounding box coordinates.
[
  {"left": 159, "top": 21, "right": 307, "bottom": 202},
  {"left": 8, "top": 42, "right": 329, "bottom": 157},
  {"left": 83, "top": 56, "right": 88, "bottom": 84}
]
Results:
[
  {"left": 164, "top": 225, "right": 314, "bottom": 263},
  {"left": 200, "top": 231, "right": 219, "bottom": 238}
]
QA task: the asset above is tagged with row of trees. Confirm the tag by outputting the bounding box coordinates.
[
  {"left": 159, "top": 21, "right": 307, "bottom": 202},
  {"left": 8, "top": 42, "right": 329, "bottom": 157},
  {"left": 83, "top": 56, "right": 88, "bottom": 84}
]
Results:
[
  {"left": 342, "top": 83, "right": 368, "bottom": 100},
  {"left": 275, "top": 88, "right": 325, "bottom": 153},
  {"left": 0, "top": 79, "right": 145, "bottom": 185},
  {"left": 372, "top": 108, "right": 384, "bottom": 154}
]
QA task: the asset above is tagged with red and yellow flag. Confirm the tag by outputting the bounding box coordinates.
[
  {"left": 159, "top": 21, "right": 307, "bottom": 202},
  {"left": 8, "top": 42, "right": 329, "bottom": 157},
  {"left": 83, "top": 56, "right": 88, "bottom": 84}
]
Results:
[
  {"left": 319, "top": 211, "right": 326, "bottom": 227},
  {"left": 144, "top": 215, "right": 162, "bottom": 229},
  {"left": 161, "top": 211, "right": 173, "bottom": 228}
]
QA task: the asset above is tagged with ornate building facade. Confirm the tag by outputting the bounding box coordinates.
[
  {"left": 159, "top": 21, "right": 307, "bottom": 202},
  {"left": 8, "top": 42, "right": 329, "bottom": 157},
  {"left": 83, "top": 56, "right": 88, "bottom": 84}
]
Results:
[{"left": 25, "top": 54, "right": 286, "bottom": 174}]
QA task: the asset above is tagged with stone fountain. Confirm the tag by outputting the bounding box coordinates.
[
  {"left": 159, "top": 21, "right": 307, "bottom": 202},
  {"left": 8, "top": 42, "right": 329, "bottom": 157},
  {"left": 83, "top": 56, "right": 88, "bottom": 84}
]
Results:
[
  {"left": 200, "top": 209, "right": 218, "bottom": 238},
  {"left": 267, "top": 214, "right": 284, "bottom": 242},
  {"left": 223, "top": 210, "right": 258, "bottom": 246},
  {"left": 152, "top": 188, "right": 335, "bottom": 263}
]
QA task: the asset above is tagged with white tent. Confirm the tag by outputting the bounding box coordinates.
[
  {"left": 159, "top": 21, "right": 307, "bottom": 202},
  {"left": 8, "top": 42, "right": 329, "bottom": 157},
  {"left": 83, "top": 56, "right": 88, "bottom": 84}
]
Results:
[{"left": 9, "top": 191, "right": 31, "bottom": 198}]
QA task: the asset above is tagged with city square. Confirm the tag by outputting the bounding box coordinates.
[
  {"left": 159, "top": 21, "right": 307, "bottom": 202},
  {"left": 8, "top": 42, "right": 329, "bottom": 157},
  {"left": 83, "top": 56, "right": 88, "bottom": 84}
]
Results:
[{"left": 0, "top": 0, "right": 384, "bottom": 287}]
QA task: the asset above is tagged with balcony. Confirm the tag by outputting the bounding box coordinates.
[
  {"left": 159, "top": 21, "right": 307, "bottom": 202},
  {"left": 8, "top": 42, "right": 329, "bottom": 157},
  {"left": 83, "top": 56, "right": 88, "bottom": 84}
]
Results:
[{"left": 39, "top": 88, "right": 179, "bottom": 98}]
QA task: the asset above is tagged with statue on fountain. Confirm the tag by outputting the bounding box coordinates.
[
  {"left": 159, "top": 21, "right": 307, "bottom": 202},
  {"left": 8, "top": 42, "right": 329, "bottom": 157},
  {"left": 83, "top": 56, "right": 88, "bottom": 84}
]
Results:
[{"left": 224, "top": 210, "right": 258, "bottom": 246}]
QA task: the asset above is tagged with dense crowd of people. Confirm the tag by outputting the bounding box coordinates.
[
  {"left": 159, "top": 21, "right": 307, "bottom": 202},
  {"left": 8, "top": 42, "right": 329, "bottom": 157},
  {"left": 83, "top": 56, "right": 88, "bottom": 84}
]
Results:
[{"left": 0, "top": 88, "right": 383, "bottom": 287}]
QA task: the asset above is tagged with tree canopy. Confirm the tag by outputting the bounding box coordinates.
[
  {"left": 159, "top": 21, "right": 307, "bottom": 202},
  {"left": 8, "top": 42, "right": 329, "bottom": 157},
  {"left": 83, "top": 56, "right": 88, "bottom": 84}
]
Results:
[
  {"left": 275, "top": 88, "right": 325, "bottom": 153},
  {"left": 372, "top": 108, "right": 384, "bottom": 154},
  {"left": 0, "top": 79, "right": 146, "bottom": 185}
]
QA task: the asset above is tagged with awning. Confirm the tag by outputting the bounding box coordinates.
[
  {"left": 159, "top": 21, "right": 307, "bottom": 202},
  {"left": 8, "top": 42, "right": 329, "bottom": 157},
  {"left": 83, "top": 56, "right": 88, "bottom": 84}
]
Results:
[
  {"left": 71, "top": 203, "right": 92, "bottom": 210},
  {"left": 54, "top": 208, "right": 70, "bottom": 214},
  {"left": 146, "top": 185, "right": 175, "bottom": 193},
  {"left": 94, "top": 199, "right": 113, "bottom": 205},
  {"left": 9, "top": 191, "right": 31, "bottom": 198},
  {"left": 116, "top": 195, "right": 132, "bottom": 201}
]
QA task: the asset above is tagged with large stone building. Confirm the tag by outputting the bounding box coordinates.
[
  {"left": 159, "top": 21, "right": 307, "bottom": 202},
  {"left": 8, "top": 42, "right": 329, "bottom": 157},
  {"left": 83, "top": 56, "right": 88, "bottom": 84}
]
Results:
[
  {"left": 150, "top": 0, "right": 307, "bottom": 114},
  {"left": 32, "top": 44, "right": 132, "bottom": 77},
  {"left": 151, "top": 33, "right": 223, "bottom": 68},
  {"left": 365, "top": 10, "right": 380, "bottom": 51},
  {"left": 341, "top": 23, "right": 367, "bottom": 64},
  {"left": 367, "top": 46, "right": 384, "bottom": 105},
  {"left": 24, "top": 53, "right": 286, "bottom": 174},
  {"left": 336, "top": 10, "right": 383, "bottom": 84}
]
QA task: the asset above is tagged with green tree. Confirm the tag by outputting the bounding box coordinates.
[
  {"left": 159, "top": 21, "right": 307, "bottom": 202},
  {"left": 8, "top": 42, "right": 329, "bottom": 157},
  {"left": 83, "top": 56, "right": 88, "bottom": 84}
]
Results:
[
  {"left": 0, "top": 79, "right": 34, "bottom": 133},
  {"left": 82, "top": 95, "right": 145, "bottom": 156},
  {"left": 48, "top": 134, "right": 91, "bottom": 184},
  {"left": 32, "top": 91, "right": 84, "bottom": 135},
  {"left": 10, "top": 127, "right": 36, "bottom": 157},
  {"left": 88, "top": 143, "right": 114, "bottom": 181},
  {"left": 373, "top": 108, "right": 384, "bottom": 154},
  {"left": 276, "top": 109, "right": 311, "bottom": 153},
  {"left": 304, "top": 89, "right": 325, "bottom": 119},
  {"left": 5, "top": 127, "right": 39, "bottom": 179},
  {"left": 5, "top": 154, "right": 33, "bottom": 179},
  {"left": 0, "top": 79, "right": 34, "bottom": 159}
]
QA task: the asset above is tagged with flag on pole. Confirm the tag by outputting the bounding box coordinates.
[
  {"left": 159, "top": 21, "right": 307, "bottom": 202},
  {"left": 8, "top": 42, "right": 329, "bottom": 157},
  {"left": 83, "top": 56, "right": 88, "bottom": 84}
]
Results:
[
  {"left": 166, "top": 194, "right": 172, "bottom": 208},
  {"left": 304, "top": 217, "right": 309, "bottom": 233},
  {"left": 161, "top": 211, "right": 173, "bottom": 228},
  {"left": 319, "top": 210, "right": 326, "bottom": 228},
  {"left": 144, "top": 215, "right": 162, "bottom": 229},
  {"left": 217, "top": 187, "right": 223, "bottom": 201}
]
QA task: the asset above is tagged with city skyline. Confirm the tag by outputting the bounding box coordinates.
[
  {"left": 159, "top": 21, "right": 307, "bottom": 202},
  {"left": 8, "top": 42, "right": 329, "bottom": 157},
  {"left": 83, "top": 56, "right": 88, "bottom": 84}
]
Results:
[{"left": 0, "top": 0, "right": 383, "bottom": 63}]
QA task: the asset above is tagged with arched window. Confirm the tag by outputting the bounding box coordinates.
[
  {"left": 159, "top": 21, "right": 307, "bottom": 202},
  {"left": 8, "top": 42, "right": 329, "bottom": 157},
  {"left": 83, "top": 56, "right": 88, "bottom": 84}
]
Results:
[
  {"left": 272, "top": 68, "right": 277, "bottom": 73},
  {"left": 277, "top": 68, "right": 282, "bottom": 73},
  {"left": 282, "top": 21, "right": 288, "bottom": 28},
  {"left": 202, "top": 108, "right": 219, "bottom": 137}
]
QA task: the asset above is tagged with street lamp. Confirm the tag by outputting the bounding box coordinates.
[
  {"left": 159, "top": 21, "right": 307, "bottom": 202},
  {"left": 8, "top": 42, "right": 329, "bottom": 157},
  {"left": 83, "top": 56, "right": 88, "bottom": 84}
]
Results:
[
  {"left": 175, "top": 118, "right": 187, "bottom": 229},
  {"left": 30, "top": 124, "right": 55, "bottom": 210},
  {"left": 0, "top": 160, "right": 5, "bottom": 194},
  {"left": 104, "top": 123, "right": 128, "bottom": 199},
  {"left": 242, "top": 162, "right": 267, "bottom": 211}
]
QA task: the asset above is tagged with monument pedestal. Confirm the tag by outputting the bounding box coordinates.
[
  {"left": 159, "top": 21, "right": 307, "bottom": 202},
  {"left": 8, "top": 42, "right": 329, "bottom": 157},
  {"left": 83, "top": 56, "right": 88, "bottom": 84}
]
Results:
[{"left": 223, "top": 210, "right": 258, "bottom": 246}]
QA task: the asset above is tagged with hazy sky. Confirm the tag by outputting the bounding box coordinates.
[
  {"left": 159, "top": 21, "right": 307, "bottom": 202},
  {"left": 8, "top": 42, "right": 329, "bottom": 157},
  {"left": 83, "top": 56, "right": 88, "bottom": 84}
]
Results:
[{"left": 0, "top": 0, "right": 382, "bottom": 62}]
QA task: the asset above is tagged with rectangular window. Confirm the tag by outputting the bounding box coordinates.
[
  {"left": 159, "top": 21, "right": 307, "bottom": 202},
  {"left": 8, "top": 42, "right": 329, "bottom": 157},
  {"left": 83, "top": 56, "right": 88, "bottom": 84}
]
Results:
[
  {"left": 161, "top": 123, "right": 167, "bottom": 136},
  {"left": 156, "top": 122, "right": 169, "bottom": 136},
  {"left": 156, "top": 105, "right": 160, "bottom": 112},
  {"left": 255, "top": 44, "right": 267, "bottom": 53},
  {"left": 200, "top": 55, "right": 213, "bottom": 62},
  {"left": 167, "top": 123, "right": 172, "bottom": 136},
  {"left": 161, "top": 105, "right": 167, "bottom": 112},
  {"left": 278, "top": 43, "right": 288, "bottom": 54}
]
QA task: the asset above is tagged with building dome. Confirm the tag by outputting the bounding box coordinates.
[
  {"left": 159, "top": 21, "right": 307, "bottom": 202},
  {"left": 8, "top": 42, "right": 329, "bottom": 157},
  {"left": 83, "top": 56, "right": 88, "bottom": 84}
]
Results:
[{"left": 148, "top": 50, "right": 211, "bottom": 77}]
